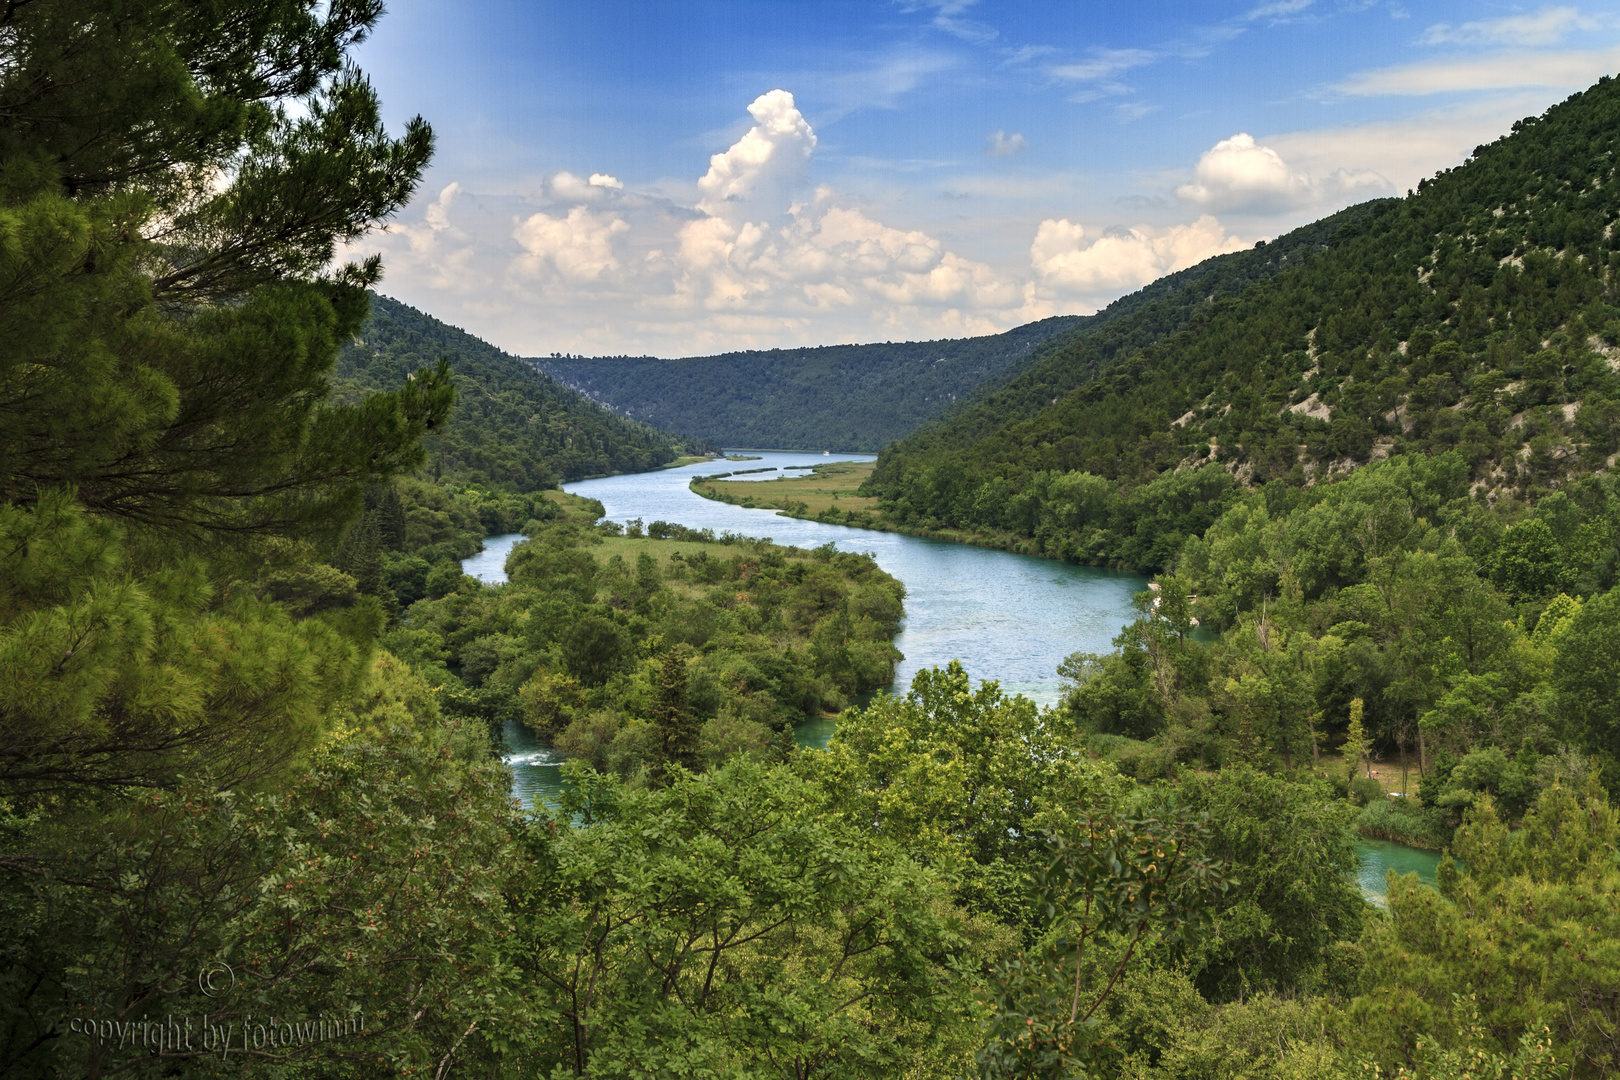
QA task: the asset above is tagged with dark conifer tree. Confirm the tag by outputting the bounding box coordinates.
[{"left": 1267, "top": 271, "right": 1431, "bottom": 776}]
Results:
[{"left": 654, "top": 648, "right": 700, "bottom": 777}]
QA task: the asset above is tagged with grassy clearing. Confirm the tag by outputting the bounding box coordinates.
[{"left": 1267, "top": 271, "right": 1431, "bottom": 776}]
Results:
[
  {"left": 656, "top": 454, "right": 718, "bottom": 470},
  {"left": 1318, "top": 752, "right": 1423, "bottom": 797},
  {"left": 591, "top": 535, "right": 732, "bottom": 572},
  {"left": 692, "top": 460, "right": 880, "bottom": 515}
]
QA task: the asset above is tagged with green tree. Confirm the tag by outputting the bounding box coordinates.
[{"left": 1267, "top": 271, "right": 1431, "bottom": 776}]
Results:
[
  {"left": 0, "top": 655, "right": 518, "bottom": 1078},
  {"left": 0, "top": 493, "right": 376, "bottom": 798},
  {"left": 1488, "top": 518, "right": 1574, "bottom": 602},
  {"left": 1160, "top": 767, "right": 1364, "bottom": 1001},
  {"left": 561, "top": 614, "right": 633, "bottom": 687},
  {"left": 1344, "top": 697, "right": 1372, "bottom": 783},
  {"left": 653, "top": 647, "right": 700, "bottom": 775},
  {"left": 504, "top": 758, "right": 990, "bottom": 1078},
  {"left": 1555, "top": 588, "right": 1620, "bottom": 759},
  {"left": 815, "top": 662, "right": 1119, "bottom": 895},
  {"left": 0, "top": 0, "right": 451, "bottom": 540},
  {"left": 978, "top": 807, "right": 1230, "bottom": 1079}
]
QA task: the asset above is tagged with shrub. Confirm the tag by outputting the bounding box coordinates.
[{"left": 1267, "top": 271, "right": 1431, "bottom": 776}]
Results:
[{"left": 1356, "top": 798, "right": 1454, "bottom": 850}]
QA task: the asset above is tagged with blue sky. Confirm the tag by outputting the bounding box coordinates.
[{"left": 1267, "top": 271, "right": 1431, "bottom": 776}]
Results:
[{"left": 348, "top": 1, "right": 1620, "bottom": 356}]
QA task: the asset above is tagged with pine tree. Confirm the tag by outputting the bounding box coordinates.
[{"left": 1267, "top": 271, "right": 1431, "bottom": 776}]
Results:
[
  {"left": 334, "top": 513, "right": 387, "bottom": 596},
  {"left": 0, "top": 0, "right": 452, "bottom": 541},
  {"left": 653, "top": 649, "right": 700, "bottom": 778},
  {"left": 369, "top": 483, "right": 409, "bottom": 549},
  {"left": 0, "top": 0, "right": 443, "bottom": 796}
]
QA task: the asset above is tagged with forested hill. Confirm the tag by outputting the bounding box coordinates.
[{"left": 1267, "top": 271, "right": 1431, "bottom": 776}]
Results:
[
  {"left": 884, "top": 201, "right": 1388, "bottom": 461},
  {"left": 866, "top": 75, "right": 1620, "bottom": 568},
  {"left": 336, "top": 295, "right": 692, "bottom": 488},
  {"left": 534, "top": 316, "right": 1083, "bottom": 452}
]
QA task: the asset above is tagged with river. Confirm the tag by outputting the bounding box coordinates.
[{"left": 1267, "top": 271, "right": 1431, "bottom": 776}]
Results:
[{"left": 462, "top": 450, "right": 1442, "bottom": 902}]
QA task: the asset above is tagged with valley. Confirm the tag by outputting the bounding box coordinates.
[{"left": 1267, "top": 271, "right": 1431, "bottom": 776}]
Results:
[{"left": 8, "top": 7, "right": 1620, "bottom": 1074}]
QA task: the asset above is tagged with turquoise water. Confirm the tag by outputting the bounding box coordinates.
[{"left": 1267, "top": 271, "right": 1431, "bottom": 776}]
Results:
[
  {"left": 563, "top": 450, "right": 1146, "bottom": 704},
  {"left": 502, "top": 718, "right": 565, "bottom": 812},
  {"left": 1354, "top": 837, "right": 1443, "bottom": 906}
]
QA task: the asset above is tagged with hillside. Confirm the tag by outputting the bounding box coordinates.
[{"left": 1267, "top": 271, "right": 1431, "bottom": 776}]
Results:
[
  {"left": 538, "top": 199, "right": 1384, "bottom": 454},
  {"left": 534, "top": 316, "right": 1082, "bottom": 452},
  {"left": 335, "top": 296, "right": 695, "bottom": 488},
  {"left": 866, "top": 76, "right": 1620, "bottom": 570}
]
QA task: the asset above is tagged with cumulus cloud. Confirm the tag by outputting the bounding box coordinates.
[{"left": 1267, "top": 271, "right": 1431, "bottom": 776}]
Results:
[
  {"left": 513, "top": 206, "right": 629, "bottom": 281},
  {"left": 1420, "top": 6, "right": 1598, "bottom": 46},
  {"left": 669, "top": 96, "right": 1024, "bottom": 320},
  {"left": 549, "top": 170, "right": 627, "bottom": 203},
  {"left": 367, "top": 90, "right": 1307, "bottom": 356},
  {"left": 697, "top": 89, "right": 816, "bottom": 223},
  {"left": 987, "top": 130, "right": 1026, "bottom": 157},
  {"left": 1030, "top": 215, "right": 1247, "bottom": 297},
  {"left": 371, "top": 180, "right": 483, "bottom": 293},
  {"left": 424, "top": 181, "right": 460, "bottom": 230},
  {"left": 1177, "top": 133, "right": 1316, "bottom": 211},
  {"left": 471, "top": 90, "right": 1035, "bottom": 351}
]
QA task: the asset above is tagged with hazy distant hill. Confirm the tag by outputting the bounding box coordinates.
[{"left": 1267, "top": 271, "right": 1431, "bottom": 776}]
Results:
[
  {"left": 533, "top": 317, "right": 1083, "bottom": 452},
  {"left": 335, "top": 296, "right": 691, "bottom": 489}
]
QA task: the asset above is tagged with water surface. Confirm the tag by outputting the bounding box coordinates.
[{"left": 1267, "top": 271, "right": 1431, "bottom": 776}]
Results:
[
  {"left": 1354, "top": 838, "right": 1443, "bottom": 906},
  {"left": 462, "top": 533, "right": 525, "bottom": 584},
  {"left": 564, "top": 451, "right": 1146, "bottom": 703}
]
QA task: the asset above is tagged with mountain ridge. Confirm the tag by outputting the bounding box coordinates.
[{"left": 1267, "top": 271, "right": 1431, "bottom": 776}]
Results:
[
  {"left": 334, "top": 295, "right": 697, "bottom": 489},
  {"left": 533, "top": 316, "right": 1083, "bottom": 452}
]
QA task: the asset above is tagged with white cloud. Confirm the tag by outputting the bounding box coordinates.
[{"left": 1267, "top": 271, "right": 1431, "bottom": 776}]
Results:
[
  {"left": 1334, "top": 45, "right": 1620, "bottom": 96},
  {"left": 1247, "top": 0, "right": 1313, "bottom": 20},
  {"left": 423, "top": 181, "right": 460, "bottom": 231},
  {"left": 904, "top": 0, "right": 998, "bottom": 43},
  {"left": 513, "top": 206, "right": 629, "bottom": 282},
  {"left": 446, "top": 91, "right": 1036, "bottom": 352},
  {"left": 1420, "top": 6, "right": 1598, "bottom": 46},
  {"left": 1264, "top": 93, "right": 1548, "bottom": 194},
  {"left": 1030, "top": 214, "right": 1247, "bottom": 298},
  {"left": 824, "top": 51, "right": 957, "bottom": 115},
  {"left": 987, "top": 130, "right": 1026, "bottom": 157},
  {"left": 1050, "top": 48, "right": 1156, "bottom": 83},
  {"left": 371, "top": 180, "right": 482, "bottom": 294},
  {"left": 548, "top": 171, "right": 629, "bottom": 203},
  {"left": 1177, "top": 133, "right": 1316, "bottom": 211},
  {"left": 696, "top": 89, "right": 816, "bottom": 223},
  {"left": 364, "top": 91, "right": 1330, "bottom": 356}
]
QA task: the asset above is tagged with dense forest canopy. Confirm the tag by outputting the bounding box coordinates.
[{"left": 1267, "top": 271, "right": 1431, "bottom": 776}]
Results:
[{"left": 338, "top": 295, "right": 695, "bottom": 488}]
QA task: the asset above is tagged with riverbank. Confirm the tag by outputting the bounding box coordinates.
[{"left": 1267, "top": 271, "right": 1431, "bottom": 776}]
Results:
[{"left": 687, "top": 461, "right": 1157, "bottom": 569}]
